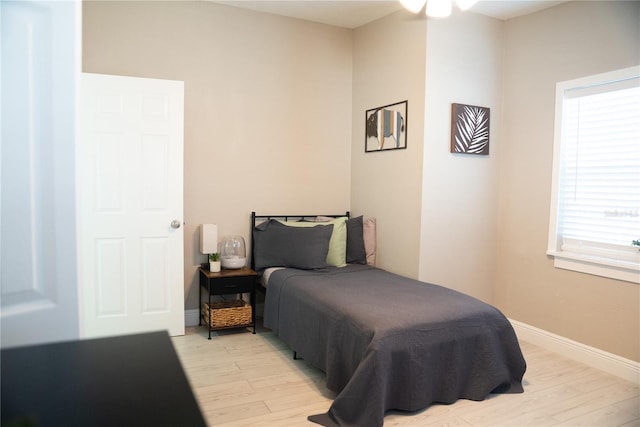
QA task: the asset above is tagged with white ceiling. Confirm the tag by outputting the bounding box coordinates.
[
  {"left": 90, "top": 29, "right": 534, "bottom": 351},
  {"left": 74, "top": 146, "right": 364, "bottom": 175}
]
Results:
[{"left": 211, "top": 0, "right": 569, "bottom": 29}]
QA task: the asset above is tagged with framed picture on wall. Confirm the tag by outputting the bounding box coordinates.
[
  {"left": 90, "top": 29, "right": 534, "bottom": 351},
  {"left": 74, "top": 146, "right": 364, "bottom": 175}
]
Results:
[
  {"left": 450, "top": 103, "right": 490, "bottom": 155},
  {"left": 365, "top": 100, "right": 408, "bottom": 153}
]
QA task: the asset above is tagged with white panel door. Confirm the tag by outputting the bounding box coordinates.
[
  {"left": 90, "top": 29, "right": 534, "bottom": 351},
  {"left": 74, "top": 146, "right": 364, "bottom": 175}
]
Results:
[
  {"left": 80, "top": 73, "right": 184, "bottom": 338},
  {"left": 1, "top": 0, "right": 81, "bottom": 349}
]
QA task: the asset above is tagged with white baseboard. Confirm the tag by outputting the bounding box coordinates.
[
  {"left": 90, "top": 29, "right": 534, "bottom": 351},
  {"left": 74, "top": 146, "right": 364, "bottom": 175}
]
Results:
[
  {"left": 510, "top": 319, "right": 639, "bottom": 384},
  {"left": 185, "top": 309, "right": 200, "bottom": 327}
]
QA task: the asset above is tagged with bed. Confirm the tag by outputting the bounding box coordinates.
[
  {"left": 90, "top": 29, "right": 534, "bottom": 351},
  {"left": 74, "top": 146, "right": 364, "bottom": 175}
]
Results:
[{"left": 251, "top": 212, "right": 526, "bottom": 427}]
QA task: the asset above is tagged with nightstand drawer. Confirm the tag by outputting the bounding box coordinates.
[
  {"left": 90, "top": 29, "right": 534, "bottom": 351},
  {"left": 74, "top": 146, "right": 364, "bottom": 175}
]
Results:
[{"left": 210, "top": 276, "right": 254, "bottom": 295}]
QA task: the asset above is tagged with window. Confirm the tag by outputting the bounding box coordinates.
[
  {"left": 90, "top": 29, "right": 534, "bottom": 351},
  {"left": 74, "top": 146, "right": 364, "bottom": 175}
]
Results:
[{"left": 548, "top": 66, "right": 640, "bottom": 283}]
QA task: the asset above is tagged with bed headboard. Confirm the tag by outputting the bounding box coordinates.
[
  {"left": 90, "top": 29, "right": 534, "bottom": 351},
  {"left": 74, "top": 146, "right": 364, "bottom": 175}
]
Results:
[{"left": 250, "top": 211, "right": 350, "bottom": 271}]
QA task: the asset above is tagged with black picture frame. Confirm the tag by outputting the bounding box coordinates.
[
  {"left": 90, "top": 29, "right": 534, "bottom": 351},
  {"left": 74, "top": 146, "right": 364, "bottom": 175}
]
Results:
[
  {"left": 365, "top": 100, "right": 408, "bottom": 153},
  {"left": 450, "top": 103, "right": 490, "bottom": 155}
]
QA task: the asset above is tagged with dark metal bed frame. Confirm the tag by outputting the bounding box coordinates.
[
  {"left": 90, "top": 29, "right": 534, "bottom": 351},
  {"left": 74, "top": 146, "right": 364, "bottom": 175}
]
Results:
[{"left": 250, "top": 211, "right": 349, "bottom": 360}]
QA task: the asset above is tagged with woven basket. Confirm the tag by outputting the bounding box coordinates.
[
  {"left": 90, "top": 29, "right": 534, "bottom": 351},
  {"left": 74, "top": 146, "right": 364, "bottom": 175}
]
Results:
[{"left": 202, "top": 300, "right": 252, "bottom": 328}]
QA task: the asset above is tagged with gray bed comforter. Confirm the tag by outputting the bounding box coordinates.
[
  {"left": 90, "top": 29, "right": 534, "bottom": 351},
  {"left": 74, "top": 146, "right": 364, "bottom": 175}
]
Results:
[{"left": 263, "top": 264, "right": 526, "bottom": 427}]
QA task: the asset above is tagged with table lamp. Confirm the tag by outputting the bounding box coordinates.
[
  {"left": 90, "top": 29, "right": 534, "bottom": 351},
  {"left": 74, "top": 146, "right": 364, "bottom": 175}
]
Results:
[{"left": 200, "top": 224, "right": 219, "bottom": 272}]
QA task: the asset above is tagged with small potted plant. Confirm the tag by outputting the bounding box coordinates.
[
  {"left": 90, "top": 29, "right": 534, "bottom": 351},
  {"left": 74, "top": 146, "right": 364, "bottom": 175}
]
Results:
[
  {"left": 632, "top": 239, "right": 640, "bottom": 251},
  {"left": 209, "top": 253, "right": 221, "bottom": 272}
]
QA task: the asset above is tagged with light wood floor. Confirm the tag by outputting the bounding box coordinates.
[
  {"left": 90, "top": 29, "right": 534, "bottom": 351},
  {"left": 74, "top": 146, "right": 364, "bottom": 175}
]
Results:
[{"left": 172, "top": 320, "right": 639, "bottom": 426}]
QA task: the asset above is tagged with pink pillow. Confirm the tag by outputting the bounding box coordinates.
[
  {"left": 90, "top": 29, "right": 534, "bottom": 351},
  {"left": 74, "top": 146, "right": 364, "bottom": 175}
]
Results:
[{"left": 363, "top": 217, "right": 376, "bottom": 266}]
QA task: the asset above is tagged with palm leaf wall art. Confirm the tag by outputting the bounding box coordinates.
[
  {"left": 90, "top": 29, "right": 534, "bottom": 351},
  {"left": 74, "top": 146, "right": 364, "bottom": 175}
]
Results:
[{"left": 451, "top": 103, "right": 490, "bottom": 155}]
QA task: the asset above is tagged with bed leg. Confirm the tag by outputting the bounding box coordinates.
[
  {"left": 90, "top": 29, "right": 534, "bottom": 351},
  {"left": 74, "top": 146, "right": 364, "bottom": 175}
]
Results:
[{"left": 293, "top": 351, "right": 299, "bottom": 360}]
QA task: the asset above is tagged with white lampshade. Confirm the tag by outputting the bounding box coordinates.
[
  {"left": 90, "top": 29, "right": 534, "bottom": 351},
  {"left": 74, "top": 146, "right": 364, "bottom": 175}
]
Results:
[
  {"left": 199, "top": 224, "right": 218, "bottom": 254},
  {"left": 399, "top": 0, "right": 426, "bottom": 13},
  {"left": 426, "top": 0, "right": 452, "bottom": 17},
  {"left": 400, "top": 0, "right": 475, "bottom": 17}
]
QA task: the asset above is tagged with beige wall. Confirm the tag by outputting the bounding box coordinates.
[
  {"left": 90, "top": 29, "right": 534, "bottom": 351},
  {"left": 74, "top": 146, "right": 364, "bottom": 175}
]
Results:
[
  {"left": 351, "top": 11, "right": 426, "bottom": 278},
  {"left": 419, "top": 11, "right": 503, "bottom": 302},
  {"left": 496, "top": 1, "right": 640, "bottom": 361},
  {"left": 83, "top": 1, "right": 353, "bottom": 310},
  {"left": 83, "top": 0, "right": 640, "bottom": 362}
]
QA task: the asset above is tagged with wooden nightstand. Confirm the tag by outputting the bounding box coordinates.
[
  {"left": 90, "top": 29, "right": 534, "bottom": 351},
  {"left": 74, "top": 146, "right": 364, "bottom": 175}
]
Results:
[{"left": 198, "top": 266, "right": 257, "bottom": 339}]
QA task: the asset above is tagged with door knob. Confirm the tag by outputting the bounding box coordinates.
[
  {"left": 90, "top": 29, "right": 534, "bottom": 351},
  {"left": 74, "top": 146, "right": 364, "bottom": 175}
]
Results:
[{"left": 171, "top": 220, "right": 181, "bottom": 229}]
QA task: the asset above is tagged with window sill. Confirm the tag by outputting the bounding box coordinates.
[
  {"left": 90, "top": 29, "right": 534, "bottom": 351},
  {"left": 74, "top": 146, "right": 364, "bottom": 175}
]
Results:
[{"left": 547, "top": 250, "right": 640, "bottom": 284}]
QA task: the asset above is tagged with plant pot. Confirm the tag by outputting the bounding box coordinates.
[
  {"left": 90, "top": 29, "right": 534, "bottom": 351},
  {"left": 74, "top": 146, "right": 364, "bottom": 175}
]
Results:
[{"left": 209, "top": 261, "right": 221, "bottom": 273}]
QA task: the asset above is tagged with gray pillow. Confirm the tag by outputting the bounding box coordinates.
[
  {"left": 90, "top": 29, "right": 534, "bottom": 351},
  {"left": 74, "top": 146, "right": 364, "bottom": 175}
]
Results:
[
  {"left": 346, "top": 216, "right": 367, "bottom": 264},
  {"left": 253, "top": 219, "right": 333, "bottom": 271}
]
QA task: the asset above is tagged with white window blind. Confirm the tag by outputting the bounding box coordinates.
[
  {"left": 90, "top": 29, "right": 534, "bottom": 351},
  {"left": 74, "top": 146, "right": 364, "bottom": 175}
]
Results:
[{"left": 548, "top": 67, "right": 640, "bottom": 283}]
